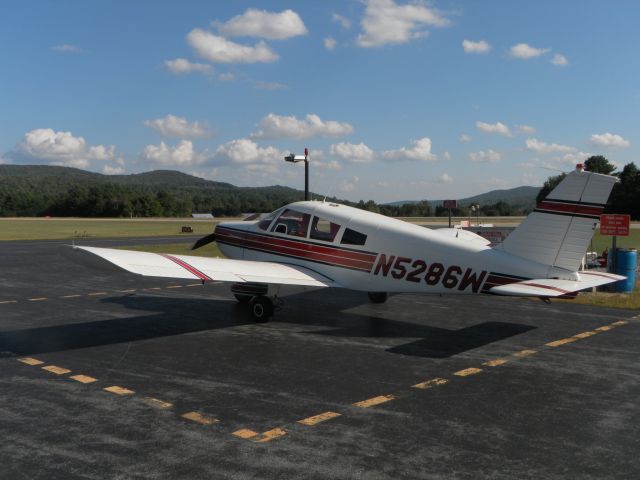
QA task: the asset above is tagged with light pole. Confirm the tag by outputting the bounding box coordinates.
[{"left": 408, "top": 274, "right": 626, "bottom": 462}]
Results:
[{"left": 284, "top": 147, "right": 309, "bottom": 201}]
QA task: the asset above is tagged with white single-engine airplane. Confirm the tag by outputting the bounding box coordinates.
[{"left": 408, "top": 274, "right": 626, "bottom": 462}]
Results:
[{"left": 75, "top": 164, "right": 624, "bottom": 322}]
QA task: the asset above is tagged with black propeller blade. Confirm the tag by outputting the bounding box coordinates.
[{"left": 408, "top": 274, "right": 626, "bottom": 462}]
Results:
[{"left": 191, "top": 232, "right": 217, "bottom": 250}]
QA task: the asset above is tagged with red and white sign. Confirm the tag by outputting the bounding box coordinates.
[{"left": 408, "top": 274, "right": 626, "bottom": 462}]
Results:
[
  {"left": 600, "top": 214, "right": 630, "bottom": 236},
  {"left": 443, "top": 200, "right": 457, "bottom": 209}
]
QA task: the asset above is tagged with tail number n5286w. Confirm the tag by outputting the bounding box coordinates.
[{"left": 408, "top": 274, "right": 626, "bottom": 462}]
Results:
[{"left": 373, "top": 254, "right": 487, "bottom": 292}]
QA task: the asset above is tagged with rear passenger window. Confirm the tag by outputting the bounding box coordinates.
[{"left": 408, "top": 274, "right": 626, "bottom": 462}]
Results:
[
  {"left": 341, "top": 228, "right": 367, "bottom": 246},
  {"left": 310, "top": 216, "right": 341, "bottom": 242}
]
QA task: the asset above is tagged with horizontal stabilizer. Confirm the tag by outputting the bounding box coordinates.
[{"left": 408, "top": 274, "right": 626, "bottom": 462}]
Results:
[
  {"left": 489, "top": 271, "right": 625, "bottom": 297},
  {"left": 73, "top": 246, "right": 337, "bottom": 287}
]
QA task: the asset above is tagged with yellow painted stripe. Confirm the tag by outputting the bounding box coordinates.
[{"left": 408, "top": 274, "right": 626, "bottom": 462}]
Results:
[
  {"left": 88, "top": 292, "right": 107, "bottom": 296},
  {"left": 42, "top": 365, "right": 71, "bottom": 375},
  {"left": 256, "top": 428, "right": 287, "bottom": 443},
  {"left": 514, "top": 349, "right": 537, "bottom": 358},
  {"left": 17, "top": 357, "right": 44, "bottom": 366},
  {"left": 119, "top": 289, "right": 137, "bottom": 293},
  {"left": 453, "top": 367, "right": 483, "bottom": 377},
  {"left": 353, "top": 395, "right": 395, "bottom": 408},
  {"left": 483, "top": 358, "right": 508, "bottom": 367},
  {"left": 70, "top": 374, "right": 97, "bottom": 384},
  {"left": 104, "top": 385, "right": 135, "bottom": 395},
  {"left": 143, "top": 397, "right": 173, "bottom": 409},
  {"left": 573, "top": 331, "right": 597, "bottom": 339},
  {"left": 186, "top": 283, "right": 202, "bottom": 287},
  {"left": 0, "top": 300, "right": 18, "bottom": 304},
  {"left": 545, "top": 337, "right": 578, "bottom": 347},
  {"left": 611, "top": 320, "right": 628, "bottom": 327},
  {"left": 298, "top": 411, "right": 341, "bottom": 426},
  {"left": 233, "top": 429, "right": 259, "bottom": 440},
  {"left": 412, "top": 377, "right": 449, "bottom": 389},
  {"left": 166, "top": 285, "right": 183, "bottom": 289},
  {"left": 181, "top": 411, "right": 218, "bottom": 425},
  {"left": 147, "top": 287, "right": 162, "bottom": 290},
  {"left": 28, "top": 297, "right": 47, "bottom": 302},
  {"left": 595, "top": 325, "right": 612, "bottom": 332},
  {"left": 61, "top": 294, "right": 82, "bottom": 299}
]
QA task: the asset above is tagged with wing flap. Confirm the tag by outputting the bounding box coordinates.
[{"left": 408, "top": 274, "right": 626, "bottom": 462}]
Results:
[
  {"left": 74, "top": 246, "right": 337, "bottom": 287},
  {"left": 489, "top": 271, "right": 626, "bottom": 297}
]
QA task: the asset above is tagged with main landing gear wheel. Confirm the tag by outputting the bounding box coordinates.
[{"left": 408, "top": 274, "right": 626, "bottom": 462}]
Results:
[
  {"left": 250, "top": 296, "right": 274, "bottom": 323},
  {"left": 367, "top": 292, "right": 388, "bottom": 304},
  {"left": 234, "top": 294, "right": 252, "bottom": 304}
]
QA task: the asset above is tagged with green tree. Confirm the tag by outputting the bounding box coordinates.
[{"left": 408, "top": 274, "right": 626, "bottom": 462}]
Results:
[
  {"left": 584, "top": 155, "right": 616, "bottom": 175},
  {"left": 536, "top": 173, "right": 566, "bottom": 204}
]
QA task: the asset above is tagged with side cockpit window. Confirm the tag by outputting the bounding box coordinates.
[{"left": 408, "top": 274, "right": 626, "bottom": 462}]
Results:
[
  {"left": 340, "top": 228, "right": 367, "bottom": 246},
  {"left": 271, "top": 209, "right": 311, "bottom": 237},
  {"left": 310, "top": 216, "right": 341, "bottom": 242}
]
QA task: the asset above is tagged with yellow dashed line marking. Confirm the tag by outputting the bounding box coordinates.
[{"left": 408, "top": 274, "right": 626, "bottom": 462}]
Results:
[
  {"left": 298, "top": 411, "right": 341, "bottom": 426},
  {"left": 147, "top": 287, "right": 162, "bottom": 291},
  {"left": 573, "top": 331, "right": 597, "bottom": 339},
  {"left": 413, "top": 377, "right": 449, "bottom": 389},
  {"left": 61, "top": 294, "right": 82, "bottom": 298},
  {"left": 17, "top": 357, "right": 44, "bottom": 366},
  {"left": 233, "top": 429, "right": 259, "bottom": 440},
  {"left": 28, "top": 297, "right": 47, "bottom": 302},
  {"left": 595, "top": 325, "right": 612, "bottom": 332},
  {"left": 88, "top": 292, "right": 107, "bottom": 296},
  {"left": 256, "top": 428, "right": 287, "bottom": 443},
  {"left": 483, "top": 358, "right": 508, "bottom": 367},
  {"left": 545, "top": 337, "right": 578, "bottom": 347},
  {"left": 611, "top": 320, "right": 628, "bottom": 326},
  {"left": 119, "top": 289, "right": 137, "bottom": 293},
  {"left": 70, "top": 375, "right": 98, "bottom": 384},
  {"left": 454, "top": 367, "right": 483, "bottom": 377},
  {"left": 42, "top": 365, "right": 71, "bottom": 375},
  {"left": 0, "top": 300, "right": 18, "bottom": 304},
  {"left": 514, "top": 349, "right": 537, "bottom": 358},
  {"left": 181, "top": 411, "right": 218, "bottom": 425},
  {"left": 143, "top": 397, "right": 173, "bottom": 409},
  {"left": 104, "top": 386, "right": 135, "bottom": 395},
  {"left": 186, "top": 283, "right": 202, "bottom": 287},
  {"left": 353, "top": 394, "right": 395, "bottom": 408},
  {"left": 166, "top": 285, "right": 183, "bottom": 289}
]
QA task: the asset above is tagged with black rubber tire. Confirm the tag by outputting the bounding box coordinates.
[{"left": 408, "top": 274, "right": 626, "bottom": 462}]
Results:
[
  {"left": 367, "top": 292, "right": 388, "bottom": 304},
  {"left": 250, "top": 296, "right": 274, "bottom": 323},
  {"left": 234, "top": 293, "right": 253, "bottom": 304}
]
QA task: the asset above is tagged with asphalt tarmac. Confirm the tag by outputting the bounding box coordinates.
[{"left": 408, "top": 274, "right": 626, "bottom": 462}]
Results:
[{"left": 0, "top": 237, "right": 638, "bottom": 479}]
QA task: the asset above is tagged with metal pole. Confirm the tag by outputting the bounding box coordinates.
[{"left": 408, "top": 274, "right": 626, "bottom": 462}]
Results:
[
  {"left": 304, "top": 159, "right": 309, "bottom": 201},
  {"left": 448, "top": 208, "right": 451, "bottom": 228},
  {"left": 611, "top": 236, "right": 617, "bottom": 273}
]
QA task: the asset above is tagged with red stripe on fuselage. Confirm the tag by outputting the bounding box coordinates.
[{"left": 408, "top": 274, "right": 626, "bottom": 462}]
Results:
[{"left": 162, "top": 254, "right": 212, "bottom": 281}]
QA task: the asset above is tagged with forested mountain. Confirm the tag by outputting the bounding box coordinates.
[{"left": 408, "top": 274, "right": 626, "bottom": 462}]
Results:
[{"left": 384, "top": 186, "right": 540, "bottom": 210}]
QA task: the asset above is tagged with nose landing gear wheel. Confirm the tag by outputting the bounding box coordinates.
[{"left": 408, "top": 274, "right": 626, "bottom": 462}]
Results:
[
  {"left": 250, "top": 296, "right": 274, "bottom": 323},
  {"left": 367, "top": 292, "right": 388, "bottom": 303},
  {"left": 234, "top": 294, "right": 253, "bottom": 304}
]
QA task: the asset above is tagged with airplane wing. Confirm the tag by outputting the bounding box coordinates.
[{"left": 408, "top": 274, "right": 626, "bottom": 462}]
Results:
[
  {"left": 73, "top": 246, "right": 338, "bottom": 287},
  {"left": 489, "top": 271, "right": 625, "bottom": 297}
]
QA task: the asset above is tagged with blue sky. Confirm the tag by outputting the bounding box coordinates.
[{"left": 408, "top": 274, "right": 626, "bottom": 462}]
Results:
[{"left": 1, "top": 0, "right": 638, "bottom": 202}]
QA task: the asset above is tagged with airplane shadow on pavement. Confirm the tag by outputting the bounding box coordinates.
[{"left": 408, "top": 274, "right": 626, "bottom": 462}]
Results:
[{"left": 0, "top": 289, "right": 534, "bottom": 359}]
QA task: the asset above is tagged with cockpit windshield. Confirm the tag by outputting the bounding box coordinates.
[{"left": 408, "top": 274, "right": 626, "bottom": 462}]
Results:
[{"left": 257, "top": 209, "right": 280, "bottom": 231}]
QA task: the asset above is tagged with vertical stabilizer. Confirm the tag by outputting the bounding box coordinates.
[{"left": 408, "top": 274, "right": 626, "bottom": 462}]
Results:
[{"left": 499, "top": 165, "right": 618, "bottom": 271}]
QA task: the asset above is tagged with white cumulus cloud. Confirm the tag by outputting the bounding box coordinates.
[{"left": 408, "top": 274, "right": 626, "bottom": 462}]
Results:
[
  {"left": 551, "top": 54, "right": 568, "bottom": 66},
  {"left": 462, "top": 39, "right": 491, "bottom": 54},
  {"left": 16, "top": 128, "right": 116, "bottom": 169},
  {"left": 102, "top": 165, "right": 125, "bottom": 175},
  {"left": 459, "top": 134, "right": 472, "bottom": 143},
  {"left": 476, "top": 121, "right": 511, "bottom": 137},
  {"left": 525, "top": 138, "right": 576, "bottom": 154},
  {"left": 324, "top": 37, "right": 337, "bottom": 51},
  {"left": 51, "top": 44, "right": 85, "bottom": 54},
  {"left": 218, "top": 9, "right": 307, "bottom": 40},
  {"left": 144, "top": 114, "right": 211, "bottom": 139},
  {"left": 357, "top": 0, "right": 449, "bottom": 48},
  {"left": 468, "top": 149, "right": 502, "bottom": 163},
  {"left": 517, "top": 124, "right": 536, "bottom": 134},
  {"left": 437, "top": 173, "right": 454, "bottom": 184},
  {"left": 214, "top": 138, "right": 286, "bottom": 173},
  {"left": 332, "top": 13, "right": 351, "bottom": 29},
  {"left": 589, "top": 132, "right": 630, "bottom": 148},
  {"left": 187, "top": 29, "right": 278, "bottom": 64},
  {"left": 164, "top": 58, "right": 213, "bottom": 75},
  {"left": 510, "top": 43, "right": 550, "bottom": 59},
  {"left": 382, "top": 137, "right": 437, "bottom": 161},
  {"left": 252, "top": 113, "right": 353, "bottom": 140},
  {"left": 330, "top": 142, "right": 375, "bottom": 163},
  {"left": 142, "top": 140, "right": 209, "bottom": 166}
]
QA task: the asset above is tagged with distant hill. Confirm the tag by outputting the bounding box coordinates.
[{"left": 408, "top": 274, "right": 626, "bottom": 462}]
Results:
[{"left": 385, "top": 185, "right": 541, "bottom": 210}]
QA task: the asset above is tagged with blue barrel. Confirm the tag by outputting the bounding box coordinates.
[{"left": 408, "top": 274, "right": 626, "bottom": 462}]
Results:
[{"left": 613, "top": 248, "right": 637, "bottom": 293}]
